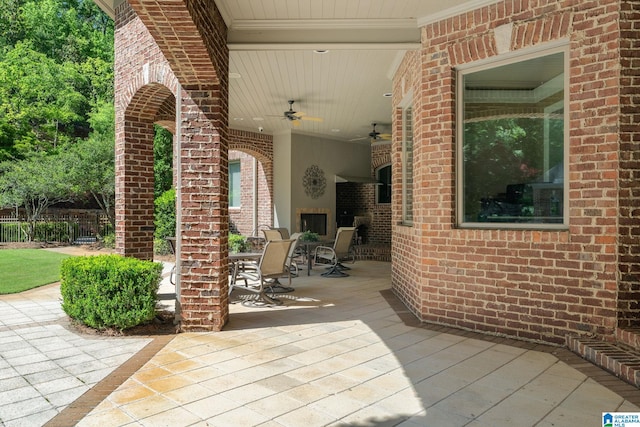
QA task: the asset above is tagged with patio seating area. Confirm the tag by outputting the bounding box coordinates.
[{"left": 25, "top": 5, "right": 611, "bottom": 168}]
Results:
[{"left": 1, "top": 247, "right": 635, "bottom": 426}]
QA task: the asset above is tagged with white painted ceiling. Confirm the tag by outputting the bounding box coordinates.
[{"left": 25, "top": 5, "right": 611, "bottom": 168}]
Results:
[
  {"left": 218, "top": 0, "right": 496, "bottom": 142},
  {"left": 98, "top": 0, "right": 500, "bottom": 142}
]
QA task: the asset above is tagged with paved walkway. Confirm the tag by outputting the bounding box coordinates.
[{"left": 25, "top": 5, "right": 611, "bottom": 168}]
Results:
[{"left": 1, "top": 249, "right": 639, "bottom": 426}]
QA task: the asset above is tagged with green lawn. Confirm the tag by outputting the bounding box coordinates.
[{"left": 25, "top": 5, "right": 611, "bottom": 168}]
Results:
[{"left": 0, "top": 249, "right": 70, "bottom": 294}]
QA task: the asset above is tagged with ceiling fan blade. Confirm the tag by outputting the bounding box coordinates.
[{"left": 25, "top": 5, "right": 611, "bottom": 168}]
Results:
[
  {"left": 300, "top": 116, "right": 323, "bottom": 122},
  {"left": 349, "top": 136, "right": 368, "bottom": 141},
  {"left": 379, "top": 133, "right": 392, "bottom": 139}
]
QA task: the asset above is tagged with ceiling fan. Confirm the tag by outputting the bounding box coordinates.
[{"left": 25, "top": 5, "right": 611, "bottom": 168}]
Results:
[
  {"left": 350, "top": 123, "right": 392, "bottom": 142},
  {"left": 280, "top": 100, "right": 323, "bottom": 126}
]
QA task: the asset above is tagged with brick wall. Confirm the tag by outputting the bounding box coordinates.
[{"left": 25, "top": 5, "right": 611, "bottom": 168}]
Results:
[
  {"left": 392, "top": 50, "right": 423, "bottom": 320},
  {"left": 371, "top": 143, "right": 392, "bottom": 245},
  {"left": 392, "top": 0, "right": 626, "bottom": 344},
  {"left": 618, "top": 0, "right": 640, "bottom": 328},
  {"left": 334, "top": 143, "right": 392, "bottom": 247}
]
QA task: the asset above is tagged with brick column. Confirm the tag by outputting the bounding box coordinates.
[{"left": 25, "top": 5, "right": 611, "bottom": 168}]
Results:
[
  {"left": 178, "top": 86, "right": 229, "bottom": 331},
  {"left": 115, "top": 118, "right": 155, "bottom": 260}
]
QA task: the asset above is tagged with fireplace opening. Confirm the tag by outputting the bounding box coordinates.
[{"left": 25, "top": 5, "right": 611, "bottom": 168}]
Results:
[{"left": 300, "top": 213, "right": 327, "bottom": 235}]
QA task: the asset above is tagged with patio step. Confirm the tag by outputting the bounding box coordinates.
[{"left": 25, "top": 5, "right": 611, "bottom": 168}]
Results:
[{"left": 567, "top": 334, "right": 640, "bottom": 388}]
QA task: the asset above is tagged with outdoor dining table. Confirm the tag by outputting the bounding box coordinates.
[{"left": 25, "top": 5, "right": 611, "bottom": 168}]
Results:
[
  {"left": 228, "top": 252, "right": 262, "bottom": 290},
  {"left": 297, "top": 240, "right": 334, "bottom": 276}
]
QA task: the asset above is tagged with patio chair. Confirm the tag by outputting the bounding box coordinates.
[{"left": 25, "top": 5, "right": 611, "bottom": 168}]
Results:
[
  {"left": 263, "top": 228, "right": 283, "bottom": 241},
  {"left": 272, "top": 227, "right": 290, "bottom": 239},
  {"left": 261, "top": 232, "right": 303, "bottom": 293},
  {"left": 286, "top": 232, "right": 304, "bottom": 277},
  {"left": 313, "top": 227, "right": 356, "bottom": 277},
  {"left": 236, "top": 239, "right": 294, "bottom": 306}
]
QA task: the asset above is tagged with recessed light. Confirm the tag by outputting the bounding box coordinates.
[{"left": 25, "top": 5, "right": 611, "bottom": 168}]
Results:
[
  {"left": 229, "top": 72, "right": 242, "bottom": 79},
  {"left": 331, "top": 129, "right": 340, "bottom": 132},
  {"left": 314, "top": 49, "right": 329, "bottom": 54},
  {"left": 233, "top": 117, "right": 244, "bottom": 121},
  {"left": 383, "top": 92, "right": 392, "bottom": 97},
  {"left": 252, "top": 117, "right": 264, "bottom": 121}
]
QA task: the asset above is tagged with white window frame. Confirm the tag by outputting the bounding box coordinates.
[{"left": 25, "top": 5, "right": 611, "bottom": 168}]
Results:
[
  {"left": 229, "top": 160, "right": 241, "bottom": 209},
  {"left": 400, "top": 90, "right": 414, "bottom": 225},
  {"left": 455, "top": 41, "right": 569, "bottom": 230}
]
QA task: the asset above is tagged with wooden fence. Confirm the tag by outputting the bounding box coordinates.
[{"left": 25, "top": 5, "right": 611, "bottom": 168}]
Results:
[{"left": 0, "top": 214, "right": 113, "bottom": 244}]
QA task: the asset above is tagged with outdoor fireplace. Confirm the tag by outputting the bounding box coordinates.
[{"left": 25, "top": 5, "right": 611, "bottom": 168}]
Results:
[
  {"left": 300, "top": 213, "right": 327, "bottom": 235},
  {"left": 296, "top": 208, "right": 332, "bottom": 238}
]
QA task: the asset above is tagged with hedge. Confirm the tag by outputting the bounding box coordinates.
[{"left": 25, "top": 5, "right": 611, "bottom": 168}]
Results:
[{"left": 60, "top": 254, "right": 163, "bottom": 331}]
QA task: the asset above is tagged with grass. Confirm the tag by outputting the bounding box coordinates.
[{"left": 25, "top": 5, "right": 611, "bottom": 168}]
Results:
[{"left": 0, "top": 249, "right": 71, "bottom": 294}]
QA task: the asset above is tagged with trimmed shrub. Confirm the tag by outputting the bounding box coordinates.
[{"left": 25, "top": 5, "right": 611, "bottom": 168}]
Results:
[{"left": 60, "top": 255, "right": 163, "bottom": 331}]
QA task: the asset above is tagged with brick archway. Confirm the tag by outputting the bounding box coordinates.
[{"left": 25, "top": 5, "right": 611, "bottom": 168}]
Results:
[
  {"left": 115, "top": 1, "right": 230, "bottom": 331},
  {"left": 228, "top": 129, "right": 274, "bottom": 235},
  {"left": 116, "top": 83, "right": 176, "bottom": 260}
]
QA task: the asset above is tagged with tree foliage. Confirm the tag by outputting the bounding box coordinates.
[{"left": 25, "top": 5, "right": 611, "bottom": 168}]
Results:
[
  {"left": 154, "top": 126, "right": 173, "bottom": 198},
  {"left": 68, "top": 141, "right": 115, "bottom": 226},
  {"left": 0, "top": 1, "right": 175, "bottom": 240},
  {"left": 0, "top": 152, "right": 74, "bottom": 240},
  {"left": 0, "top": 0, "right": 113, "bottom": 161},
  {"left": 0, "top": 0, "right": 116, "bottom": 226},
  {"left": 463, "top": 117, "right": 564, "bottom": 220},
  {"left": 0, "top": 41, "right": 87, "bottom": 154}
]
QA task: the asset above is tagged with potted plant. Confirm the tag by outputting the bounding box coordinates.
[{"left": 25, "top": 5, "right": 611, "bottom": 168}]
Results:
[{"left": 300, "top": 231, "right": 320, "bottom": 242}]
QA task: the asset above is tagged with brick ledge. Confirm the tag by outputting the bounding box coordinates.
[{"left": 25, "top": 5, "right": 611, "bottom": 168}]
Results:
[
  {"left": 566, "top": 336, "right": 640, "bottom": 389},
  {"left": 353, "top": 243, "right": 391, "bottom": 262}
]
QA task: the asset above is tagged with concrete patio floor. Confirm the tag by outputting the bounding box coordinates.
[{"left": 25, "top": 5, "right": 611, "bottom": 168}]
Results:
[{"left": 1, "top": 248, "right": 638, "bottom": 426}]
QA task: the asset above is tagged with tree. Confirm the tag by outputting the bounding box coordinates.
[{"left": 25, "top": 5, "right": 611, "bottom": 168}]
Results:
[
  {"left": 154, "top": 125, "right": 173, "bottom": 198},
  {"left": 20, "top": 0, "right": 113, "bottom": 64},
  {"left": 0, "top": 121, "right": 18, "bottom": 161},
  {"left": 66, "top": 102, "right": 115, "bottom": 227},
  {"left": 0, "top": 0, "right": 113, "bottom": 159},
  {"left": 0, "top": 41, "right": 87, "bottom": 155},
  {"left": 0, "top": 0, "right": 25, "bottom": 50},
  {"left": 0, "top": 153, "right": 73, "bottom": 240}
]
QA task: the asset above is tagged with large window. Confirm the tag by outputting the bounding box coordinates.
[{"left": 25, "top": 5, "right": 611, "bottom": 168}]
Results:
[
  {"left": 229, "top": 161, "right": 240, "bottom": 208},
  {"left": 457, "top": 45, "right": 567, "bottom": 228},
  {"left": 376, "top": 164, "right": 391, "bottom": 204},
  {"left": 401, "top": 93, "right": 413, "bottom": 224}
]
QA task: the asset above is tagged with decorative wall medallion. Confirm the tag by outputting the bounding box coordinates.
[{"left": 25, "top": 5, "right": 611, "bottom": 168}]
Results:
[{"left": 302, "top": 164, "right": 326, "bottom": 199}]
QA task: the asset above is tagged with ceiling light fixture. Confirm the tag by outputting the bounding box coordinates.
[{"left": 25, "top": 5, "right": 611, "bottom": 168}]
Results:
[{"left": 229, "top": 72, "right": 242, "bottom": 79}]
